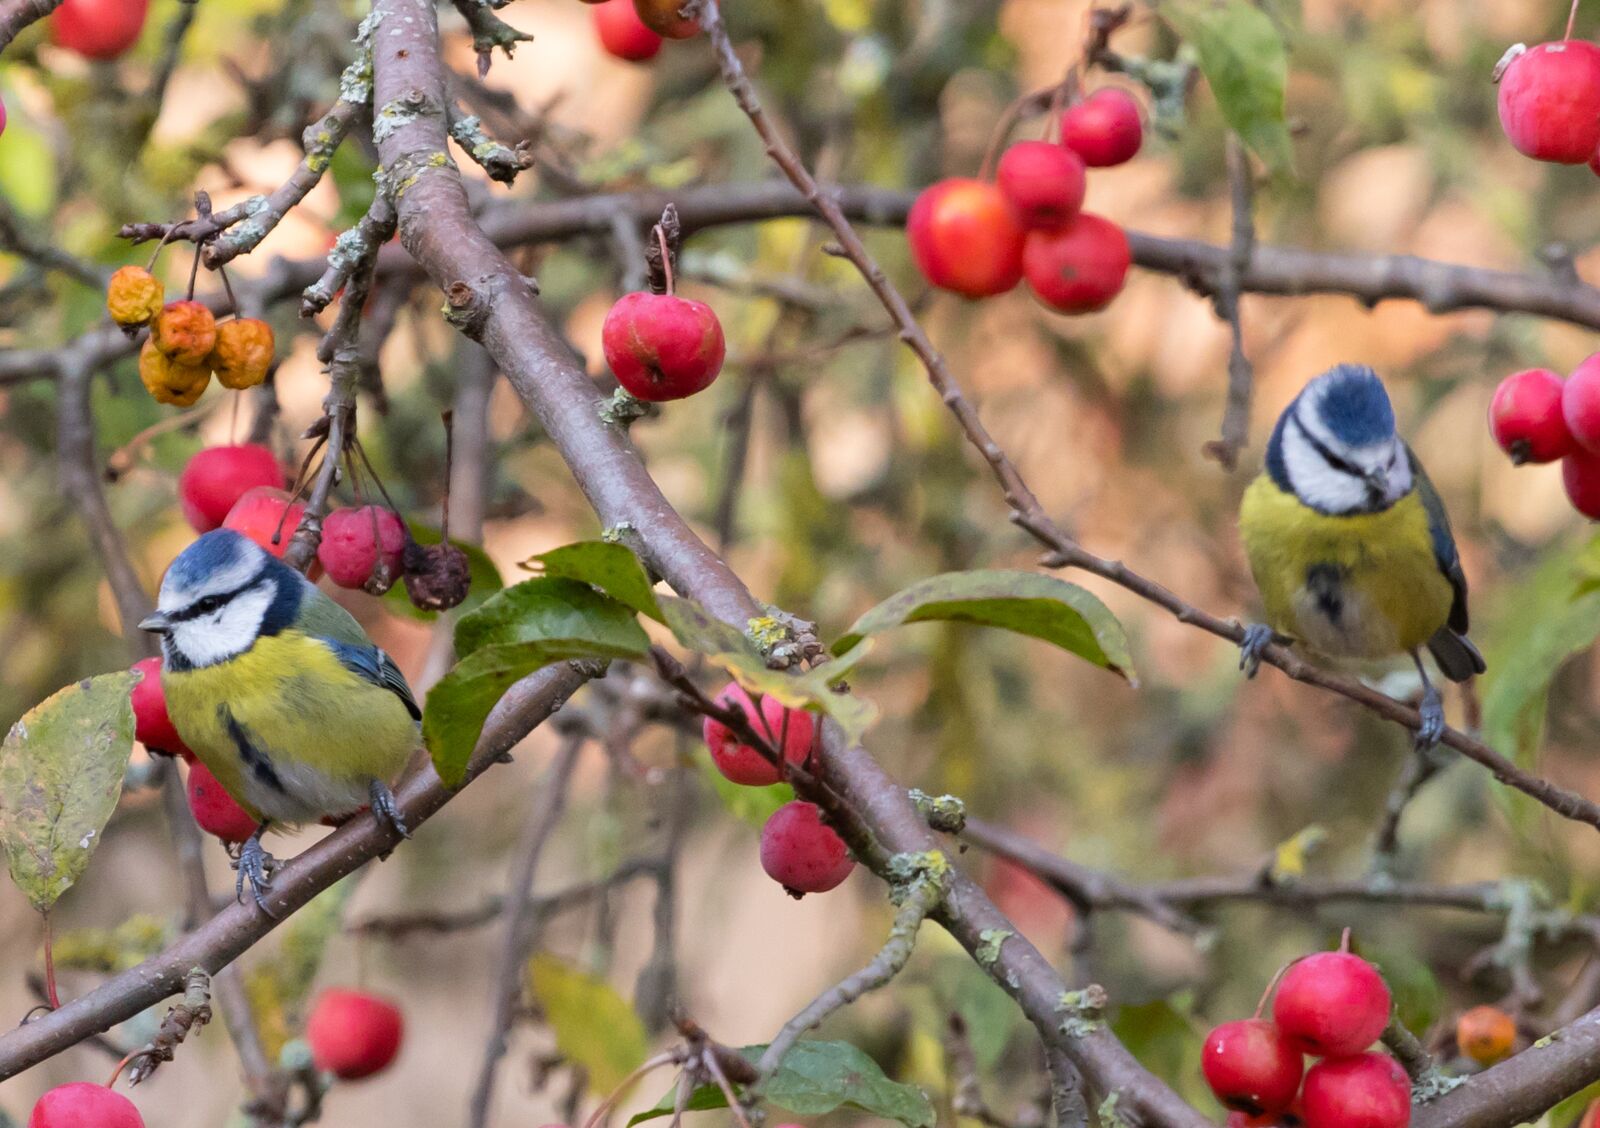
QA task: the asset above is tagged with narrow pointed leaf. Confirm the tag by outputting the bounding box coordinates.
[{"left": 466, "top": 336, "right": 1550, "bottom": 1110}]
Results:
[
  {"left": 0, "top": 672, "right": 138, "bottom": 911},
  {"left": 830, "top": 570, "right": 1134, "bottom": 681}
]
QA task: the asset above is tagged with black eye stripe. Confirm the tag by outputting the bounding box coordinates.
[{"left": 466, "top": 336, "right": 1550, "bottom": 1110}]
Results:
[
  {"left": 168, "top": 579, "right": 259, "bottom": 623},
  {"left": 1292, "top": 413, "right": 1369, "bottom": 481}
]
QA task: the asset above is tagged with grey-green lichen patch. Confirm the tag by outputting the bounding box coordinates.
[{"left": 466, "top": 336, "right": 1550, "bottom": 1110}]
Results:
[
  {"left": 326, "top": 228, "right": 366, "bottom": 274},
  {"left": 747, "top": 615, "right": 792, "bottom": 655},
  {"left": 601, "top": 523, "right": 636, "bottom": 544},
  {"left": 975, "top": 928, "right": 1012, "bottom": 968},
  {"left": 1096, "top": 1093, "right": 1132, "bottom": 1127},
  {"left": 908, "top": 789, "right": 966, "bottom": 834},
  {"left": 1411, "top": 1070, "right": 1466, "bottom": 1103},
  {"left": 598, "top": 388, "right": 647, "bottom": 426},
  {"left": 373, "top": 97, "right": 426, "bottom": 144},
  {"left": 1057, "top": 985, "right": 1108, "bottom": 1038}
]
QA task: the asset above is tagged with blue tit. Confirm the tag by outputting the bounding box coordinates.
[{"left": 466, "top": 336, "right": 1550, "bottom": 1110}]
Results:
[
  {"left": 138, "top": 528, "right": 418, "bottom": 910},
  {"left": 1238, "top": 363, "right": 1485, "bottom": 747}
]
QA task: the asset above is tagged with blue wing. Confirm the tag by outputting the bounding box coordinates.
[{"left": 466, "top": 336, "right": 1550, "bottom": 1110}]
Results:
[
  {"left": 322, "top": 638, "right": 422, "bottom": 721},
  {"left": 1406, "top": 445, "right": 1469, "bottom": 634}
]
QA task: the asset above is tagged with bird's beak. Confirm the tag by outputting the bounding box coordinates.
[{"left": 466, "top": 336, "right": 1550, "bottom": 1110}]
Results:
[
  {"left": 1363, "top": 468, "right": 1388, "bottom": 495},
  {"left": 138, "top": 612, "right": 171, "bottom": 634}
]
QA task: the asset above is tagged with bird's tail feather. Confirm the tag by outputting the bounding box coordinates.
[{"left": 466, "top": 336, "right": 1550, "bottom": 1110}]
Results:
[{"left": 1427, "top": 629, "right": 1485, "bottom": 683}]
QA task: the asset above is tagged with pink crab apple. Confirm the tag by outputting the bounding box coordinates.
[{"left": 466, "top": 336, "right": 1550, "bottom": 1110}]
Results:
[
  {"left": 593, "top": 0, "right": 662, "bottom": 62},
  {"left": 702, "top": 683, "right": 815, "bottom": 785},
  {"left": 996, "top": 141, "right": 1087, "bottom": 230},
  {"left": 186, "top": 762, "right": 258, "bottom": 844},
  {"left": 1300, "top": 1053, "right": 1411, "bottom": 1128},
  {"left": 1497, "top": 41, "right": 1600, "bottom": 164},
  {"left": 130, "top": 656, "right": 190, "bottom": 759},
  {"left": 1563, "top": 446, "right": 1600, "bottom": 519},
  {"left": 602, "top": 290, "right": 726, "bottom": 401},
  {"left": 318, "top": 506, "right": 406, "bottom": 590},
  {"left": 760, "top": 800, "right": 854, "bottom": 896},
  {"left": 1201, "top": 1019, "right": 1304, "bottom": 1117},
  {"left": 29, "top": 1083, "right": 144, "bottom": 1128},
  {"left": 179, "top": 444, "right": 286, "bottom": 532},
  {"left": 906, "top": 178, "right": 1026, "bottom": 298},
  {"left": 1060, "top": 88, "right": 1144, "bottom": 167},
  {"left": 1272, "top": 950, "right": 1391, "bottom": 1057},
  {"left": 222, "top": 486, "right": 305, "bottom": 561},
  {"left": 1021, "top": 214, "right": 1131, "bottom": 314},
  {"left": 306, "top": 989, "right": 405, "bottom": 1080},
  {"left": 1563, "top": 353, "right": 1600, "bottom": 453},
  {"left": 1489, "top": 368, "right": 1572, "bottom": 464},
  {"left": 50, "top": 0, "right": 149, "bottom": 61}
]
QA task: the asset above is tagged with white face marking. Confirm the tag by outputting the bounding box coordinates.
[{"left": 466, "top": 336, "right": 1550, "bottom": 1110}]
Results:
[
  {"left": 154, "top": 538, "right": 277, "bottom": 668},
  {"left": 1282, "top": 400, "right": 1411, "bottom": 515}
]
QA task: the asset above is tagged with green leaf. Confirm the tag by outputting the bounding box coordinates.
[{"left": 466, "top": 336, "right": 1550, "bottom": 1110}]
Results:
[
  {"left": 1162, "top": 0, "right": 1294, "bottom": 175},
  {"left": 701, "top": 763, "right": 793, "bottom": 828},
  {"left": 455, "top": 577, "right": 650, "bottom": 658},
  {"left": 0, "top": 672, "right": 137, "bottom": 911},
  {"left": 628, "top": 1041, "right": 934, "bottom": 1127},
  {"left": 382, "top": 521, "right": 505, "bottom": 622},
  {"left": 662, "top": 597, "right": 877, "bottom": 742},
  {"left": 829, "top": 570, "right": 1135, "bottom": 682},
  {"left": 1111, "top": 994, "right": 1206, "bottom": 1106},
  {"left": 522, "top": 541, "right": 665, "bottom": 623},
  {"left": 528, "top": 953, "right": 650, "bottom": 1093}
]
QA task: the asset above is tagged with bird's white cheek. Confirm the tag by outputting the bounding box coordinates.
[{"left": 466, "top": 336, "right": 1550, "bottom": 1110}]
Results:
[{"left": 170, "top": 588, "right": 272, "bottom": 668}]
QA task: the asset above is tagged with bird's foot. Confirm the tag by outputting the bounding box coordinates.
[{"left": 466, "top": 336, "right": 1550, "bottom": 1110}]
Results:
[
  {"left": 1239, "top": 623, "right": 1278, "bottom": 679},
  {"left": 1415, "top": 682, "right": 1446, "bottom": 751},
  {"left": 369, "top": 779, "right": 410, "bottom": 840},
  {"left": 233, "top": 827, "right": 278, "bottom": 918}
]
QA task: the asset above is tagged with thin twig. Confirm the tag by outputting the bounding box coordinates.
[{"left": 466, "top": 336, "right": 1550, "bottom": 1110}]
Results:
[
  {"left": 1202, "top": 135, "right": 1256, "bottom": 470},
  {"left": 0, "top": 0, "right": 62, "bottom": 55}
]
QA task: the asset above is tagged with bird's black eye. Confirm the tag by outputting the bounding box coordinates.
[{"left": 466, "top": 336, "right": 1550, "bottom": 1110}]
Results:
[{"left": 193, "top": 595, "right": 224, "bottom": 615}]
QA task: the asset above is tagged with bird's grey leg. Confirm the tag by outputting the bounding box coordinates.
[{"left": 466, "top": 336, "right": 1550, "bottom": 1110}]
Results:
[
  {"left": 234, "top": 823, "right": 278, "bottom": 917},
  {"left": 1238, "top": 623, "right": 1280, "bottom": 678},
  {"left": 369, "top": 779, "right": 410, "bottom": 839},
  {"left": 1410, "top": 650, "right": 1445, "bottom": 750}
]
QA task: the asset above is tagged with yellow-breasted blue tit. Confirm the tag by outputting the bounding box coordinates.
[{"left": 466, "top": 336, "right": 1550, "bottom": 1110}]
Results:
[
  {"left": 138, "top": 528, "right": 418, "bottom": 910},
  {"left": 1238, "top": 363, "right": 1485, "bottom": 747}
]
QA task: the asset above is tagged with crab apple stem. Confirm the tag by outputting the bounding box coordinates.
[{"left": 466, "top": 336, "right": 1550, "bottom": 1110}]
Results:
[
  {"left": 106, "top": 1047, "right": 139, "bottom": 1089},
  {"left": 579, "top": 1050, "right": 683, "bottom": 1128},
  {"left": 41, "top": 909, "right": 59, "bottom": 1011},
  {"left": 439, "top": 410, "right": 455, "bottom": 541},
  {"left": 1254, "top": 960, "right": 1296, "bottom": 1019},
  {"left": 186, "top": 242, "right": 203, "bottom": 302},
  {"left": 1340, "top": 926, "right": 1353, "bottom": 953},
  {"left": 654, "top": 224, "right": 676, "bottom": 294},
  {"left": 216, "top": 262, "right": 240, "bottom": 318},
  {"left": 1569, "top": 0, "right": 1582, "bottom": 40}
]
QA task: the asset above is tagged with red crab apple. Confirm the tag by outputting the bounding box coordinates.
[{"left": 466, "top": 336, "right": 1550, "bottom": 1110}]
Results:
[
  {"left": 0, "top": 93, "right": 7, "bottom": 140},
  {"left": 222, "top": 487, "right": 305, "bottom": 561},
  {"left": 1497, "top": 41, "right": 1600, "bottom": 164},
  {"left": 906, "top": 178, "right": 1026, "bottom": 298},
  {"left": 1272, "top": 950, "right": 1392, "bottom": 1057},
  {"left": 1021, "top": 214, "right": 1131, "bottom": 314},
  {"left": 1300, "top": 1053, "right": 1411, "bottom": 1128},
  {"left": 29, "top": 1083, "right": 144, "bottom": 1128},
  {"left": 602, "top": 291, "right": 726, "bottom": 401},
  {"left": 179, "top": 444, "right": 286, "bottom": 532},
  {"left": 1060, "top": 88, "right": 1144, "bottom": 167},
  {"left": 306, "top": 989, "right": 404, "bottom": 1080},
  {"left": 130, "top": 656, "right": 189, "bottom": 758},
  {"left": 50, "top": 0, "right": 149, "bottom": 60},
  {"left": 1563, "top": 446, "right": 1600, "bottom": 519},
  {"left": 186, "top": 762, "right": 257, "bottom": 844},
  {"left": 593, "top": 0, "right": 662, "bottom": 61},
  {"left": 1201, "top": 1019, "right": 1304, "bottom": 1116},
  {"left": 702, "top": 682, "right": 814, "bottom": 785},
  {"left": 760, "top": 801, "right": 854, "bottom": 895},
  {"left": 318, "top": 506, "right": 406, "bottom": 590},
  {"left": 996, "top": 141, "right": 1087, "bottom": 230},
  {"left": 1563, "top": 353, "right": 1600, "bottom": 453},
  {"left": 1489, "top": 368, "right": 1572, "bottom": 464}
]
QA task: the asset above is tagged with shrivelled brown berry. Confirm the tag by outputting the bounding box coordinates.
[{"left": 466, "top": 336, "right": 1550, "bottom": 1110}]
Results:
[
  {"left": 632, "top": 0, "right": 698, "bottom": 38},
  {"left": 402, "top": 538, "right": 471, "bottom": 611},
  {"left": 209, "top": 318, "right": 275, "bottom": 390},
  {"left": 151, "top": 300, "right": 218, "bottom": 365},
  {"left": 139, "top": 337, "right": 210, "bottom": 406},
  {"left": 106, "top": 265, "right": 164, "bottom": 328}
]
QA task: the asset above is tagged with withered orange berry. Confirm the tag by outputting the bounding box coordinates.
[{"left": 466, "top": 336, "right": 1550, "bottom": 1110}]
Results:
[
  {"left": 632, "top": 0, "right": 697, "bottom": 38},
  {"left": 106, "top": 265, "right": 164, "bottom": 327},
  {"left": 209, "top": 318, "right": 275, "bottom": 390},
  {"left": 151, "top": 300, "right": 218, "bottom": 365},
  {"left": 1457, "top": 1005, "right": 1516, "bottom": 1065},
  {"left": 139, "top": 337, "right": 210, "bottom": 406}
]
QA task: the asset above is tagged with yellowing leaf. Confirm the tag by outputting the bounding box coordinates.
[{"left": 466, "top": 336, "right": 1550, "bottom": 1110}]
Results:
[
  {"left": 0, "top": 672, "right": 137, "bottom": 911},
  {"left": 528, "top": 953, "right": 650, "bottom": 1093}
]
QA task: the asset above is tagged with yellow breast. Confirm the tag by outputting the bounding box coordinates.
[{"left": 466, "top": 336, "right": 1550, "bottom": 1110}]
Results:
[
  {"left": 1239, "top": 475, "right": 1454, "bottom": 663},
  {"left": 162, "top": 631, "right": 419, "bottom": 826}
]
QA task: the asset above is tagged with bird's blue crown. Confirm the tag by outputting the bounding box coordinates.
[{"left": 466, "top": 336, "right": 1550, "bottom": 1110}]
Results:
[
  {"left": 165, "top": 528, "right": 260, "bottom": 590},
  {"left": 1305, "top": 363, "right": 1395, "bottom": 446}
]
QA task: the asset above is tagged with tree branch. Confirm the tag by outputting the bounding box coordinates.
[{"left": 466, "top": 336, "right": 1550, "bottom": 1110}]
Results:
[{"left": 0, "top": 0, "right": 61, "bottom": 54}]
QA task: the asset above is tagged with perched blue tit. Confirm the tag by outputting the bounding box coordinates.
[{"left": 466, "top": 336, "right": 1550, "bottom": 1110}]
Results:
[
  {"left": 138, "top": 528, "right": 418, "bottom": 910},
  {"left": 1238, "top": 364, "right": 1484, "bottom": 747}
]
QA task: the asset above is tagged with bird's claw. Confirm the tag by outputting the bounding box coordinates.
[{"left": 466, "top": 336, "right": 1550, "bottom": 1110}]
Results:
[
  {"left": 369, "top": 780, "right": 410, "bottom": 839},
  {"left": 1415, "top": 683, "right": 1445, "bottom": 751},
  {"left": 1239, "top": 623, "right": 1277, "bottom": 679},
  {"left": 233, "top": 829, "right": 278, "bottom": 918}
]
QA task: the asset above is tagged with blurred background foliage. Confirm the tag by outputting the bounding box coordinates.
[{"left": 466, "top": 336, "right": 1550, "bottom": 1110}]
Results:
[{"left": 4, "top": 0, "right": 1600, "bottom": 1124}]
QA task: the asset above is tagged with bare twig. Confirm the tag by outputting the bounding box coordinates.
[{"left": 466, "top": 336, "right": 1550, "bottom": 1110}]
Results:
[
  {"left": 0, "top": 0, "right": 62, "bottom": 54},
  {"left": 1202, "top": 135, "right": 1256, "bottom": 470}
]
